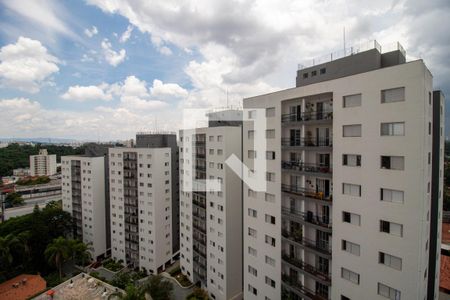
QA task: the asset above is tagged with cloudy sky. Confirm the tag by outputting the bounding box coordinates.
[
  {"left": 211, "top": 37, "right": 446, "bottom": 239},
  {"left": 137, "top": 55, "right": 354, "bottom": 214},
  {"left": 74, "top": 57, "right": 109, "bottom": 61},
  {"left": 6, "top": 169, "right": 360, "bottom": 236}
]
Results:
[{"left": 0, "top": 0, "right": 449, "bottom": 141}]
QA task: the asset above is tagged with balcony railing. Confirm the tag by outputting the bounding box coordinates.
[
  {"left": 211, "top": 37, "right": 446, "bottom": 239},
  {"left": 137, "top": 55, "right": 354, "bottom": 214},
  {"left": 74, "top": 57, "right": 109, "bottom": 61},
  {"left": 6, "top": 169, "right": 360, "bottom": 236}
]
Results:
[
  {"left": 195, "top": 153, "right": 206, "bottom": 159},
  {"left": 281, "top": 184, "right": 332, "bottom": 202},
  {"left": 282, "top": 252, "right": 331, "bottom": 283},
  {"left": 282, "top": 207, "right": 332, "bottom": 229},
  {"left": 281, "top": 138, "right": 332, "bottom": 147},
  {"left": 193, "top": 222, "right": 207, "bottom": 234},
  {"left": 282, "top": 111, "right": 332, "bottom": 123},
  {"left": 195, "top": 165, "right": 206, "bottom": 172},
  {"left": 281, "top": 230, "right": 332, "bottom": 255},
  {"left": 193, "top": 245, "right": 207, "bottom": 258},
  {"left": 282, "top": 273, "right": 328, "bottom": 300},
  {"left": 193, "top": 199, "right": 207, "bottom": 209},
  {"left": 282, "top": 161, "right": 332, "bottom": 174}
]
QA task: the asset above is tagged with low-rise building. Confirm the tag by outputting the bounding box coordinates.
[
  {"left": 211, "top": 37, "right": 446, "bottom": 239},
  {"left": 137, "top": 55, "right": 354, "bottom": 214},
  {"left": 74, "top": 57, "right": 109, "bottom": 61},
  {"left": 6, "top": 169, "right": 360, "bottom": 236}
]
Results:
[{"left": 30, "top": 149, "right": 57, "bottom": 176}]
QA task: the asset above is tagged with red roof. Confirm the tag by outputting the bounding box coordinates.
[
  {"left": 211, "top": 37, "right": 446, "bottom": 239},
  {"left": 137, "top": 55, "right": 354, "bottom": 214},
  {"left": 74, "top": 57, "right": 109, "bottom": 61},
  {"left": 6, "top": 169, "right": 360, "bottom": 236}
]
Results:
[
  {"left": 0, "top": 274, "right": 46, "bottom": 300},
  {"left": 443, "top": 223, "right": 450, "bottom": 244},
  {"left": 441, "top": 255, "right": 450, "bottom": 292}
]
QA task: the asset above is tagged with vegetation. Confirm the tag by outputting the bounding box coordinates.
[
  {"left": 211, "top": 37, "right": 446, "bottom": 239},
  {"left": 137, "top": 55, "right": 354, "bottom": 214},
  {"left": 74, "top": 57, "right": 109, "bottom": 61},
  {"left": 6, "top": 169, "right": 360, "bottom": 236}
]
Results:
[
  {"left": 4, "top": 192, "right": 24, "bottom": 207},
  {"left": 103, "top": 258, "right": 124, "bottom": 272},
  {"left": 145, "top": 275, "right": 173, "bottom": 300},
  {"left": 0, "top": 143, "right": 85, "bottom": 177},
  {"left": 110, "top": 272, "right": 133, "bottom": 289},
  {"left": 109, "top": 284, "right": 146, "bottom": 300},
  {"left": 186, "top": 287, "right": 209, "bottom": 300},
  {"left": 16, "top": 176, "right": 51, "bottom": 186},
  {"left": 0, "top": 201, "right": 73, "bottom": 283},
  {"left": 169, "top": 266, "right": 192, "bottom": 287}
]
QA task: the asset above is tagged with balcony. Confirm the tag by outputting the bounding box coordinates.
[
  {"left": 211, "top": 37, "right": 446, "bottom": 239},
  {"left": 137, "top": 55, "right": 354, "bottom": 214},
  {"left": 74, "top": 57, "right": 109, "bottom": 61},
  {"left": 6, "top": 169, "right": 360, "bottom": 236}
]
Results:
[
  {"left": 282, "top": 161, "right": 332, "bottom": 177},
  {"left": 193, "top": 211, "right": 206, "bottom": 221},
  {"left": 282, "top": 273, "right": 328, "bottom": 300},
  {"left": 195, "top": 165, "right": 206, "bottom": 172},
  {"left": 282, "top": 252, "right": 331, "bottom": 284},
  {"left": 281, "top": 184, "right": 332, "bottom": 203},
  {"left": 193, "top": 222, "right": 206, "bottom": 234},
  {"left": 193, "top": 245, "right": 207, "bottom": 258},
  {"left": 192, "top": 140, "right": 206, "bottom": 146},
  {"left": 282, "top": 230, "right": 331, "bottom": 256},
  {"left": 282, "top": 111, "right": 332, "bottom": 125},
  {"left": 193, "top": 198, "right": 206, "bottom": 209},
  {"left": 281, "top": 137, "right": 332, "bottom": 148},
  {"left": 282, "top": 207, "right": 332, "bottom": 230},
  {"left": 195, "top": 152, "right": 206, "bottom": 159}
]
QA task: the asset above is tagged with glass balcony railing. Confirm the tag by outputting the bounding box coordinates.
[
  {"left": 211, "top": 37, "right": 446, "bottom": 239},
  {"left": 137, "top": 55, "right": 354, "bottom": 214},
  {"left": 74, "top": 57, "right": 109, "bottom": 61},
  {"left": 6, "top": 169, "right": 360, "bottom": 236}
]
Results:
[
  {"left": 281, "top": 229, "right": 332, "bottom": 255},
  {"left": 281, "top": 184, "right": 332, "bottom": 202},
  {"left": 282, "top": 161, "right": 332, "bottom": 174},
  {"left": 282, "top": 207, "right": 332, "bottom": 229},
  {"left": 281, "top": 138, "right": 332, "bottom": 147},
  {"left": 282, "top": 111, "right": 332, "bottom": 123}
]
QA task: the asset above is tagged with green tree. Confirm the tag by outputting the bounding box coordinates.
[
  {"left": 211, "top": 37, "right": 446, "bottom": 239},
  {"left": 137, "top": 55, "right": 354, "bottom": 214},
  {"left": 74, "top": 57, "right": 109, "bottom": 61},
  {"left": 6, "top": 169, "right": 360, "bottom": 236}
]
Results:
[
  {"left": 186, "top": 287, "right": 208, "bottom": 300},
  {"left": 0, "top": 234, "right": 19, "bottom": 269},
  {"left": 110, "top": 272, "right": 133, "bottom": 289},
  {"left": 5, "top": 192, "right": 24, "bottom": 207},
  {"left": 108, "top": 284, "right": 145, "bottom": 300},
  {"left": 69, "top": 239, "right": 92, "bottom": 266},
  {"left": 44, "top": 237, "right": 70, "bottom": 280},
  {"left": 144, "top": 275, "right": 173, "bottom": 300}
]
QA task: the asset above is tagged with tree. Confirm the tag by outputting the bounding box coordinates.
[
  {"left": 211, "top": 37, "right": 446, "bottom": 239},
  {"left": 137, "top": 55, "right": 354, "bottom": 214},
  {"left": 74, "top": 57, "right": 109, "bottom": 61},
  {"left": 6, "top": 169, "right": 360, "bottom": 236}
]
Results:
[
  {"left": 44, "top": 236, "right": 70, "bottom": 280},
  {"left": 144, "top": 275, "right": 173, "bottom": 300},
  {"left": 186, "top": 287, "right": 208, "bottom": 300},
  {"left": 110, "top": 272, "right": 133, "bottom": 289},
  {"left": 0, "top": 234, "right": 19, "bottom": 269},
  {"left": 108, "top": 284, "right": 145, "bottom": 300},
  {"left": 70, "top": 240, "right": 92, "bottom": 266},
  {"left": 5, "top": 192, "right": 24, "bottom": 207}
]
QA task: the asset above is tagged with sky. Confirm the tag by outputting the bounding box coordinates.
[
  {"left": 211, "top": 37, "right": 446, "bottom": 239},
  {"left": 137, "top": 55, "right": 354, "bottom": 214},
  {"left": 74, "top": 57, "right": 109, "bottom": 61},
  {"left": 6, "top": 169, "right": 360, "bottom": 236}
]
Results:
[{"left": 0, "top": 0, "right": 449, "bottom": 141}]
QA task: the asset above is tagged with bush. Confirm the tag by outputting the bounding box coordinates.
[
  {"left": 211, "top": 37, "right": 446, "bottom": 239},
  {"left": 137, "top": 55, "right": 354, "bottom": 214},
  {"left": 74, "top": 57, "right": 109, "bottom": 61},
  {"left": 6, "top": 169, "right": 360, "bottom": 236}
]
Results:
[
  {"left": 45, "top": 272, "right": 64, "bottom": 287},
  {"left": 168, "top": 266, "right": 181, "bottom": 276},
  {"left": 186, "top": 288, "right": 208, "bottom": 300},
  {"left": 90, "top": 271, "right": 107, "bottom": 282},
  {"left": 102, "top": 259, "right": 124, "bottom": 272}
]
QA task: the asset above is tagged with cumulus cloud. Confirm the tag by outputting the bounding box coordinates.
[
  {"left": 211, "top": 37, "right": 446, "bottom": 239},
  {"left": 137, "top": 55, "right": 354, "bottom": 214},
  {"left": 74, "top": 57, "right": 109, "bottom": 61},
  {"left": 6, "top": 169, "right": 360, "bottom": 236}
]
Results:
[
  {"left": 61, "top": 84, "right": 112, "bottom": 101},
  {"left": 119, "top": 25, "right": 133, "bottom": 43},
  {"left": 0, "top": 36, "right": 59, "bottom": 93},
  {"left": 150, "top": 79, "right": 188, "bottom": 98},
  {"left": 101, "top": 39, "right": 126, "bottom": 66},
  {"left": 84, "top": 26, "right": 98, "bottom": 37}
]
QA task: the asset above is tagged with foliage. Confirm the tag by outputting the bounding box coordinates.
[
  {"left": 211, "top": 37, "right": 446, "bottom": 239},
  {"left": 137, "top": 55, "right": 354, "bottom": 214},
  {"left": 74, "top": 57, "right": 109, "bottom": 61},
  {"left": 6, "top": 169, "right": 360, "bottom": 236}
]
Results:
[
  {"left": 168, "top": 266, "right": 181, "bottom": 276},
  {"left": 109, "top": 284, "right": 145, "bottom": 300},
  {"left": 0, "top": 143, "right": 85, "bottom": 177},
  {"left": 186, "top": 288, "right": 208, "bottom": 300},
  {"left": 103, "top": 258, "right": 124, "bottom": 272},
  {"left": 110, "top": 272, "right": 133, "bottom": 289},
  {"left": 44, "top": 272, "right": 64, "bottom": 287},
  {"left": 90, "top": 271, "right": 107, "bottom": 282},
  {"left": 45, "top": 236, "right": 71, "bottom": 280},
  {"left": 16, "top": 176, "right": 51, "bottom": 186},
  {"left": 144, "top": 275, "right": 173, "bottom": 300},
  {"left": 4, "top": 192, "right": 24, "bottom": 207}
]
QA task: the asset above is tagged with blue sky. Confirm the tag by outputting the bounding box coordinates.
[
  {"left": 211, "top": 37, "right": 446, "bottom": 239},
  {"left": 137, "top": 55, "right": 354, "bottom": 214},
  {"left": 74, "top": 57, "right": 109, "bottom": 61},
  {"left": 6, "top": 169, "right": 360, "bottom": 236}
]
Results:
[{"left": 0, "top": 0, "right": 449, "bottom": 140}]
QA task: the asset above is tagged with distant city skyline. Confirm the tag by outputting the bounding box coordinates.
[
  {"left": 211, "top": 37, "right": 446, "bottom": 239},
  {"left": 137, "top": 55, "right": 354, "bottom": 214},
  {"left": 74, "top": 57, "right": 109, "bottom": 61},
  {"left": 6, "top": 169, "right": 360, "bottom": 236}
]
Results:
[{"left": 0, "top": 0, "right": 449, "bottom": 140}]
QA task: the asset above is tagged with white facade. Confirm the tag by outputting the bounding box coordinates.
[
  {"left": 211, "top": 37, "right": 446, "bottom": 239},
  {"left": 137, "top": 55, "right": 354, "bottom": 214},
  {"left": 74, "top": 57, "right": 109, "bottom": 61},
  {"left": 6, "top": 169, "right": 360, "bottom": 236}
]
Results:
[
  {"left": 179, "top": 126, "right": 243, "bottom": 300},
  {"left": 30, "top": 149, "right": 57, "bottom": 176},
  {"left": 109, "top": 147, "right": 174, "bottom": 273},
  {"left": 243, "top": 60, "right": 438, "bottom": 300},
  {"left": 61, "top": 156, "right": 107, "bottom": 259}
]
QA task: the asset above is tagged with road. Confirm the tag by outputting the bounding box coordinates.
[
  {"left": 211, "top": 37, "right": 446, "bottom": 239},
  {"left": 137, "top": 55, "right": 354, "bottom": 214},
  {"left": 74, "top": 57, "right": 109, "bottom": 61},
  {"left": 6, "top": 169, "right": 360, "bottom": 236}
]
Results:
[{"left": 3, "top": 194, "right": 62, "bottom": 220}]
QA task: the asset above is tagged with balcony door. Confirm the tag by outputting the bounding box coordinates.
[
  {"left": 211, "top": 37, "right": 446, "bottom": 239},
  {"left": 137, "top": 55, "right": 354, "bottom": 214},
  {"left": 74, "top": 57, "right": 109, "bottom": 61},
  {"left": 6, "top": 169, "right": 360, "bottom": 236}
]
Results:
[
  {"left": 316, "top": 230, "right": 330, "bottom": 250},
  {"left": 316, "top": 178, "right": 330, "bottom": 198},
  {"left": 316, "top": 127, "right": 330, "bottom": 146},
  {"left": 290, "top": 129, "right": 301, "bottom": 146},
  {"left": 316, "top": 102, "right": 324, "bottom": 120},
  {"left": 290, "top": 105, "right": 301, "bottom": 121},
  {"left": 291, "top": 175, "right": 302, "bottom": 188},
  {"left": 318, "top": 153, "right": 330, "bottom": 167}
]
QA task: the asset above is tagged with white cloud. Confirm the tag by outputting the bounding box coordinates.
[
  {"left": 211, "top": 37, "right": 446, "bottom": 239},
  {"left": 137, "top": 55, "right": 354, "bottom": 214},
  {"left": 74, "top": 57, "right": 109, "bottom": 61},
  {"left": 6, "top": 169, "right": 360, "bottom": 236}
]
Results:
[
  {"left": 84, "top": 26, "right": 98, "bottom": 38},
  {"left": 0, "top": 36, "right": 59, "bottom": 93},
  {"left": 119, "top": 25, "right": 133, "bottom": 43},
  {"left": 61, "top": 84, "right": 112, "bottom": 101},
  {"left": 150, "top": 79, "right": 188, "bottom": 98},
  {"left": 101, "top": 39, "right": 126, "bottom": 67},
  {"left": 158, "top": 46, "right": 172, "bottom": 56}
]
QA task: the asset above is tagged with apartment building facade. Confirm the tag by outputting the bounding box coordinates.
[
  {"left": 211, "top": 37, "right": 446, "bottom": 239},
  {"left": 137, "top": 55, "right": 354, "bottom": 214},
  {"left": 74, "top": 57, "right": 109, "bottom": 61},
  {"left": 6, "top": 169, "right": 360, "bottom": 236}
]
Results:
[
  {"left": 109, "top": 147, "right": 175, "bottom": 273},
  {"left": 243, "top": 41, "right": 443, "bottom": 300},
  {"left": 179, "top": 110, "right": 243, "bottom": 300},
  {"left": 61, "top": 155, "right": 107, "bottom": 260},
  {"left": 30, "top": 149, "right": 57, "bottom": 176}
]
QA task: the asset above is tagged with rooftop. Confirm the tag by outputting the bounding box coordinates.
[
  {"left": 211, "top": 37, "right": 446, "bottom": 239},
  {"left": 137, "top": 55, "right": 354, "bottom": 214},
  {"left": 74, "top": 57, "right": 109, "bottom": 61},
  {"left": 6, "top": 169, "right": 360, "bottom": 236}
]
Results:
[
  {"left": 33, "top": 273, "right": 124, "bottom": 300},
  {"left": 441, "top": 255, "right": 450, "bottom": 293},
  {"left": 443, "top": 223, "right": 450, "bottom": 245},
  {"left": 0, "top": 274, "right": 46, "bottom": 300}
]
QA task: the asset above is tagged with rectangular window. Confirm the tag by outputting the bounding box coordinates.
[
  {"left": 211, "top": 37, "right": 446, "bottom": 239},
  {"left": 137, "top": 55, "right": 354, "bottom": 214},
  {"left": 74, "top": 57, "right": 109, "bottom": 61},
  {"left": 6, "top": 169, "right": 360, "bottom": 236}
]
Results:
[
  {"left": 248, "top": 188, "right": 257, "bottom": 197},
  {"left": 343, "top": 183, "right": 361, "bottom": 197},
  {"left": 248, "top": 208, "right": 257, "bottom": 218},
  {"left": 266, "top": 129, "right": 275, "bottom": 139},
  {"left": 380, "top": 220, "right": 403, "bottom": 237},
  {"left": 209, "top": 136, "right": 214, "bottom": 142},
  {"left": 248, "top": 130, "right": 254, "bottom": 139},
  {"left": 266, "top": 107, "right": 275, "bottom": 117},
  {"left": 248, "top": 247, "right": 257, "bottom": 256},
  {"left": 341, "top": 267, "right": 360, "bottom": 285},
  {"left": 343, "top": 124, "right": 362, "bottom": 137},
  {"left": 248, "top": 284, "right": 257, "bottom": 296},
  {"left": 381, "top": 87, "right": 405, "bottom": 103},
  {"left": 343, "top": 154, "right": 361, "bottom": 167},
  {"left": 265, "top": 235, "right": 276, "bottom": 246},
  {"left": 378, "top": 282, "right": 401, "bottom": 299},
  {"left": 266, "top": 151, "right": 276, "bottom": 160},
  {"left": 379, "top": 252, "right": 402, "bottom": 270},
  {"left": 248, "top": 150, "right": 256, "bottom": 159},
  {"left": 342, "top": 211, "right": 361, "bottom": 225},
  {"left": 248, "top": 227, "right": 257, "bottom": 237},
  {"left": 266, "top": 172, "right": 275, "bottom": 182},
  {"left": 265, "top": 193, "right": 275, "bottom": 203},
  {"left": 265, "top": 276, "right": 276, "bottom": 288},
  {"left": 265, "top": 214, "right": 276, "bottom": 224},
  {"left": 381, "top": 122, "right": 405, "bottom": 136},
  {"left": 381, "top": 188, "right": 404, "bottom": 204},
  {"left": 265, "top": 255, "right": 275, "bottom": 266},
  {"left": 217, "top": 135, "right": 223, "bottom": 142},
  {"left": 248, "top": 265, "right": 257, "bottom": 276},
  {"left": 381, "top": 156, "right": 404, "bottom": 170},
  {"left": 248, "top": 110, "right": 256, "bottom": 119},
  {"left": 343, "top": 94, "right": 362, "bottom": 107},
  {"left": 342, "top": 240, "right": 360, "bottom": 256}
]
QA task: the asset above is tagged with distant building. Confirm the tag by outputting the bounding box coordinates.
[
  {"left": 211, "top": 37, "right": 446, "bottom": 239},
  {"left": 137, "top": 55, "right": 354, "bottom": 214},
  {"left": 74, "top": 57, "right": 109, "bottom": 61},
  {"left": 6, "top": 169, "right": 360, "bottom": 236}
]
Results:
[
  {"left": 30, "top": 149, "right": 57, "bottom": 176},
  {"left": 0, "top": 142, "right": 9, "bottom": 149},
  {"left": 13, "top": 168, "right": 31, "bottom": 177}
]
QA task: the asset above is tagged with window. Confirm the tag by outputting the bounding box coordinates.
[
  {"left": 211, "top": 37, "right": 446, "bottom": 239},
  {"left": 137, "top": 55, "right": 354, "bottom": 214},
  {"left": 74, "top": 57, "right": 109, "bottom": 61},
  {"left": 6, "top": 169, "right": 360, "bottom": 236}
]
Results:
[
  {"left": 209, "top": 149, "right": 214, "bottom": 155},
  {"left": 312, "top": 70, "right": 317, "bottom": 76},
  {"left": 248, "top": 150, "right": 256, "bottom": 159},
  {"left": 343, "top": 124, "right": 361, "bottom": 137},
  {"left": 320, "top": 68, "right": 326, "bottom": 74},
  {"left": 265, "top": 235, "right": 276, "bottom": 246},
  {"left": 378, "top": 282, "right": 401, "bottom": 300},
  {"left": 342, "top": 240, "right": 360, "bottom": 256},
  {"left": 248, "top": 247, "right": 257, "bottom": 256},
  {"left": 209, "top": 136, "right": 214, "bottom": 142},
  {"left": 343, "top": 94, "right": 362, "bottom": 107},
  {"left": 266, "top": 151, "right": 276, "bottom": 160},
  {"left": 303, "top": 73, "right": 308, "bottom": 79},
  {"left": 248, "top": 208, "right": 257, "bottom": 218},
  {"left": 343, "top": 183, "right": 361, "bottom": 197},
  {"left": 266, "top": 172, "right": 275, "bottom": 182},
  {"left": 248, "top": 188, "right": 257, "bottom": 197},
  {"left": 379, "top": 252, "right": 402, "bottom": 270},
  {"left": 265, "top": 214, "right": 276, "bottom": 224},
  {"left": 217, "top": 135, "right": 223, "bottom": 142},
  {"left": 381, "top": 156, "right": 404, "bottom": 170},
  {"left": 266, "top": 129, "right": 275, "bottom": 139},
  {"left": 248, "top": 110, "right": 256, "bottom": 119},
  {"left": 248, "top": 285, "right": 257, "bottom": 295},
  {"left": 266, "top": 107, "right": 275, "bottom": 117},
  {"left": 381, "top": 122, "right": 405, "bottom": 136},
  {"left": 342, "top": 211, "right": 361, "bottom": 225},
  {"left": 265, "top": 276, "right": 276, "bottom": 288},
  {"left": 381, "top": 87, "right": 405, "bottom": 103},
  {"left": 248, "top": 227, "right": 257, "bottom": 238},
  {"left": 248, "top": 265, "right": 257, "bottom": 276},
  {"left": 380, "top": 220, "right": 403, "bottom": 237},
  {"left": 265, "top": 193, "right": 275, "bottom": 203},
  {"left": 217, "top": 149, "right": 223, "bottom": 155},
  {"left": 341, "top": 267, "right": 359, "bottom": 284},
  {"left": 248, "top": 130, "right": 254, "bottom": 139},
  {"left": 265, "top": 255, "right": 275, "bottom": 266},
  {"left": 381, "top": 188, "right": 404, "bottom": 204},
  {"left": 343, "top": 154, "right": 361, "bottom": 166}
]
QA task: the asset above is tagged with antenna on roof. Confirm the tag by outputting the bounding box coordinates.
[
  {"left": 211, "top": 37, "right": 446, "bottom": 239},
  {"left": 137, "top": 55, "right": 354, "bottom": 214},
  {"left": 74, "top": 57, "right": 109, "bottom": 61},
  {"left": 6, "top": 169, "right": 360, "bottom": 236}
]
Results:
[
  {"left": 343, "top": 27, "right": 346, "bottom": 54},
  {"left": 226, "top": 89, "right": 229, "bottom": 107}
]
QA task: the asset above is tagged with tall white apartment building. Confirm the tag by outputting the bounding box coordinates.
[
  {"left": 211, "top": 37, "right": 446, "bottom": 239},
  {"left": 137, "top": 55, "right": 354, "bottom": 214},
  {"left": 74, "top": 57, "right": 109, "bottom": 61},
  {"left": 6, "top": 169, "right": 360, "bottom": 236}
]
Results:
[
  {"left": 179, "top": 110, "right": 243, "bottom": 300},
  {"left": 109, "top": 147, "right": 175, "bottom": 273},
  {"left": 30, "top": 149, "right": 57, "bottom": 176},
  {"left": 242, "top": 41, "right": 444, "bottom": 300},
  {"left": 61, "top": 155, "right": 107, "bottom": 260}
]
